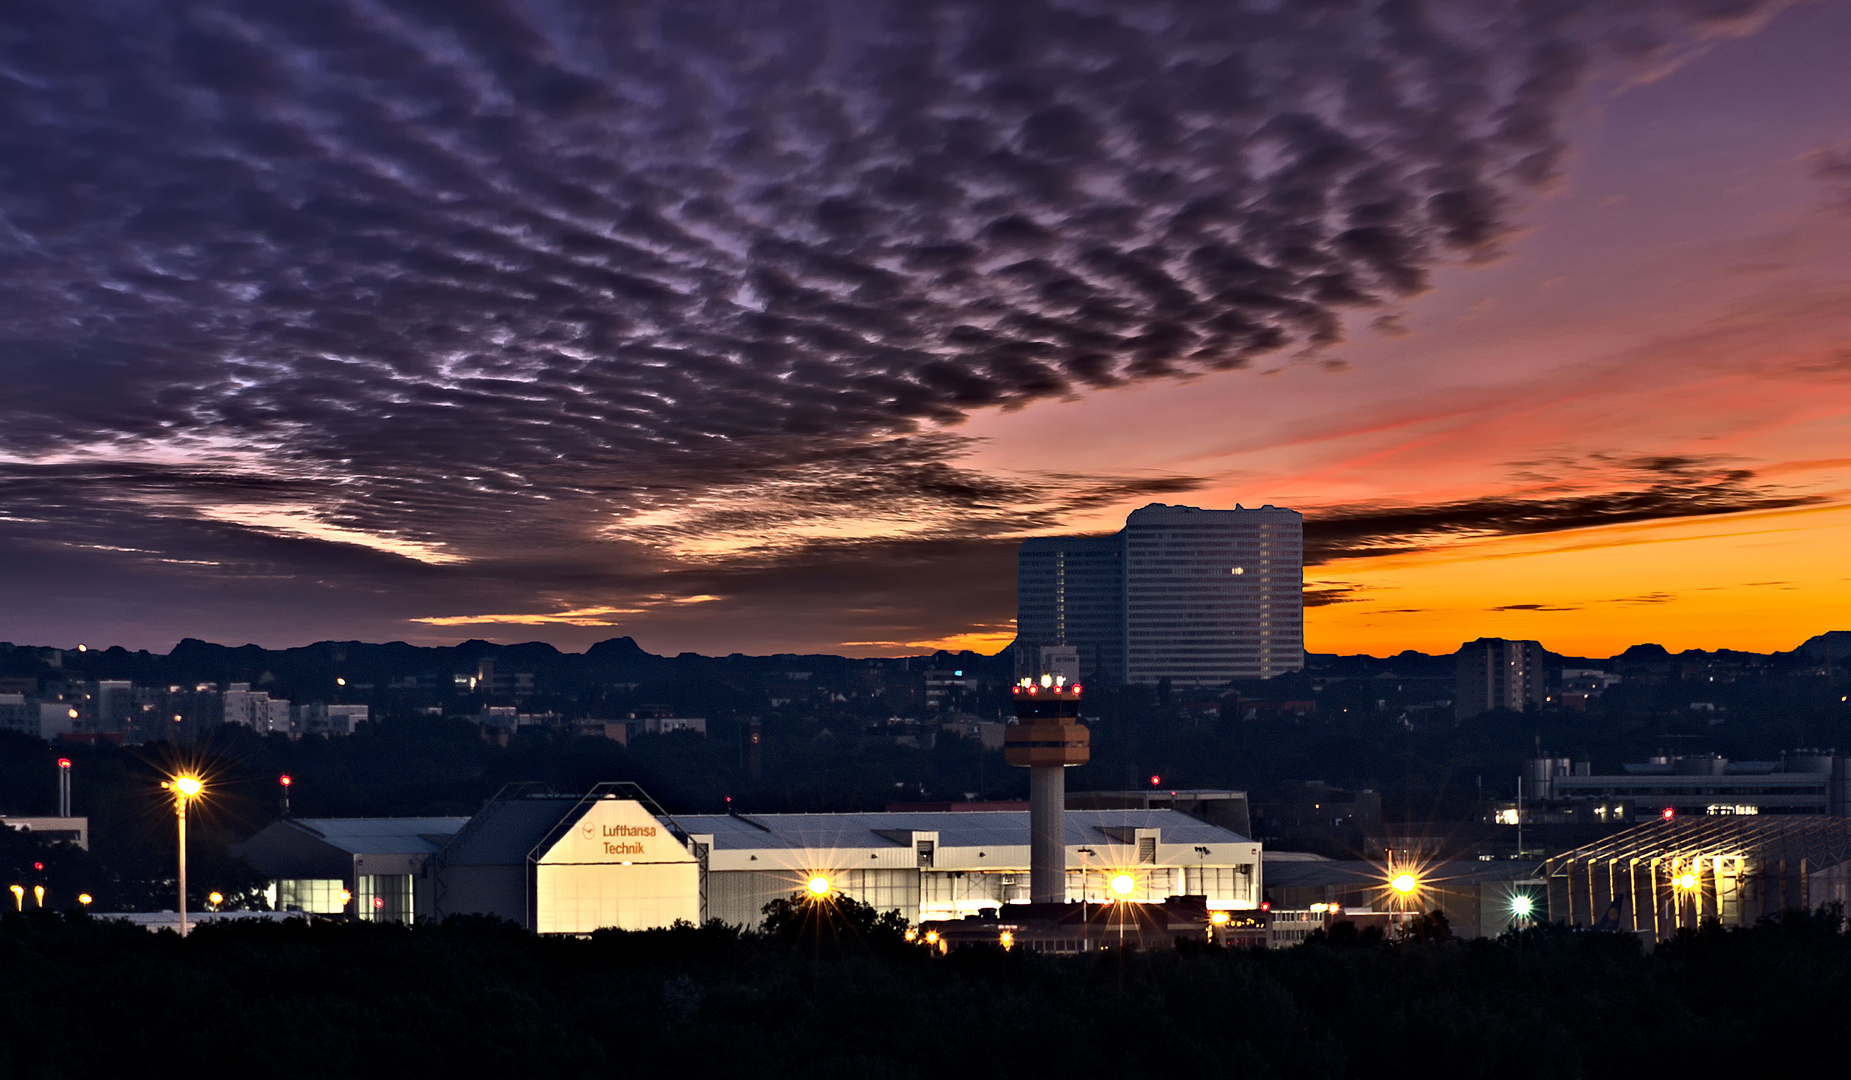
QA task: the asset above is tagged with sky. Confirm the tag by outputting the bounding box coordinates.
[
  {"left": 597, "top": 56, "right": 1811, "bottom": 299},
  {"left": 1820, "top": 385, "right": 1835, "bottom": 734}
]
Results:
[{"left": 0, "top": 0, "right": 1846, "bottom": 659}]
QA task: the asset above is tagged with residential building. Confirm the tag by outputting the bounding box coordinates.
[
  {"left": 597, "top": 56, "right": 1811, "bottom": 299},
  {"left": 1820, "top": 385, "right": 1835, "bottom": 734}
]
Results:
[
  {"left": 0, "top": 694, "right": 34, "bottom": 736},
  {"left": 296, "top": 703, "right": 369, "bottom": 737},
  {"left": 1455, "top": 638, "right": 1548, "bottom": 720},
  {"left": 223, "top": 683, "right": 291, "bottom": 734}
]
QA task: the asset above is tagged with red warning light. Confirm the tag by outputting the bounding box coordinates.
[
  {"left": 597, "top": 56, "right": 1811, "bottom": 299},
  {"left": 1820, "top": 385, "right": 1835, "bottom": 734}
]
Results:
[
  {"left": 373, "top": 897, "right": 384, "bottom": 909},
  {"left": 1662, "top": 807, "right": 1675, "bottom": 820},
  {"left": 279, "top": 775, "right": 293, "bottom": 787},
  {"left": 1259, "top": 900, "right": 1271, "bottom": 912},
  {"left": 33, "top": 862, "right": 43, "bottom": 872},
  {"left": 1150, "top": 774, "right": 1161, "bottom": 787},
  {"left": 57, "top": 758, "right": 71, "bottom": 769}
]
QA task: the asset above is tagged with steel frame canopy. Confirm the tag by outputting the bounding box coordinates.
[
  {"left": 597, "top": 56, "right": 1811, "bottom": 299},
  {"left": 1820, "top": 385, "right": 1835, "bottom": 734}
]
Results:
[{"left": 1545, "top": 816, "right": 1851, "bottom": 937}]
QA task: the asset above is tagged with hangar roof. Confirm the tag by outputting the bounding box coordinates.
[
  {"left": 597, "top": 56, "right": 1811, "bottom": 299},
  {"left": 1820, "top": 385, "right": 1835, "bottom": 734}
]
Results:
[
  {"left": 439, "top": 795, "right": 586, "bottom": 866},
  {"left": 673, "top": 809, "right": 1249, "bottom": 852},
  {"left": 287, "top": 817, "right": 470, "bottom": 855}
]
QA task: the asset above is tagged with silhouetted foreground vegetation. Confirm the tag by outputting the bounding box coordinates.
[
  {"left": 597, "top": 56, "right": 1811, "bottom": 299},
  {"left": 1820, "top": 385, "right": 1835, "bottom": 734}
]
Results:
[{"left": 0, "top": 906, "right": 1846, "bottom": 1079}]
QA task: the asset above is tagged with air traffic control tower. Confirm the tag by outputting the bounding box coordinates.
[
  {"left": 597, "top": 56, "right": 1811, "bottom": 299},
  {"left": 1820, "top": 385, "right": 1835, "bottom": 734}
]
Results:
[{"left": 1005, "top": 673, "right": 1090, "bottom": 903}]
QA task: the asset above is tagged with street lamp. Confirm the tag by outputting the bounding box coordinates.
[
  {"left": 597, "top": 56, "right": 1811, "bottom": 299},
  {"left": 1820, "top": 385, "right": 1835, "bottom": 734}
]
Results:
[
  {"left": 1109, "top": 873, "right": 1136, "bottom": 899},
  {"left": 161, "top": 773, "right": 205, "bottom": 935},
  {"left": 1076, "top": 846, "right": 1096, "bottom": 951},
  {"left": 7, "top": 885, "right": 21, "bottom": 912},
  {"left": 806, "top": 874, "right": 833, "bottom": 898},
  {"left": 1209, "top": 908, "right": 1230, "bottom": 943}
]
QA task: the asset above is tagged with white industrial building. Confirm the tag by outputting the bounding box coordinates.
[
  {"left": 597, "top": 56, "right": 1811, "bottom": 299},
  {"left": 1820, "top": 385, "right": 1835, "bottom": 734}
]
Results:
[
  {"left": 683, "top": 807, "right": 1261, "bottom": 928},
  {"left": 239, "top": 816, "right": 469, "bottom": 919},
  {"left": 235, "top": 785, "right": 1261, "bottom": 933}
]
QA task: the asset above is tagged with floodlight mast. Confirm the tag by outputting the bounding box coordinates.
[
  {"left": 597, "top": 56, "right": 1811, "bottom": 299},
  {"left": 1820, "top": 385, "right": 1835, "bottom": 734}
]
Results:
[{"left": 1005, "top": 674, "right": 1089, "bottom": 904}]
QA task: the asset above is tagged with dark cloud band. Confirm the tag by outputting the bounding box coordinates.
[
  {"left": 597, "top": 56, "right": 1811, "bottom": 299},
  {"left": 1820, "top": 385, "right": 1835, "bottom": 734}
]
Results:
[{"left": 0, "top": 0, "right": 1794, "bottom": 647}]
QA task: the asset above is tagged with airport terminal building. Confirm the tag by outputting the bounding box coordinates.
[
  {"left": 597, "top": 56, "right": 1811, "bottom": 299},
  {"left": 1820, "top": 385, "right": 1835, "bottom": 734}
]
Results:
[{"left": 236, "top": 785, "right": 1262, "bottom": 931}]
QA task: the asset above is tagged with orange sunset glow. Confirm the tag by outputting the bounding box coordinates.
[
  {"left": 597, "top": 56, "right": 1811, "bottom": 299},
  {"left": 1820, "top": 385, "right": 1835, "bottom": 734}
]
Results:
[{"left": 0, "top": 0, "right": 1844, "bottom": 660}]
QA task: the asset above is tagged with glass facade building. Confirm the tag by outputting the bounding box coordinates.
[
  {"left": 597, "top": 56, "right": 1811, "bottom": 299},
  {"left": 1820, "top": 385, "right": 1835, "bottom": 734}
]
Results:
[{"left": 1018, "top": 503, "right": 1304, "bottom": 687}]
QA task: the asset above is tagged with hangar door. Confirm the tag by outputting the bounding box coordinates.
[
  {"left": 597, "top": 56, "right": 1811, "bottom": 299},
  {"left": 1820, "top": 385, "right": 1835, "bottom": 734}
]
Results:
[{"left": 534, "top": 797, "right": 699, "bottom": 933}]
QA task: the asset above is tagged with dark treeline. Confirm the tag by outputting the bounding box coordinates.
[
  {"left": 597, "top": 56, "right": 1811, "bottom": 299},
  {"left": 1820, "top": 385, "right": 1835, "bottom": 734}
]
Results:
[{"left": 0, "top": 905, "right": 1846, "bottom": 1079}]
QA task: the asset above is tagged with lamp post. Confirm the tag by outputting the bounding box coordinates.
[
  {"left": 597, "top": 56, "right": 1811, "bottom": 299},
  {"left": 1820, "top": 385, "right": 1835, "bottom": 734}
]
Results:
[
  {"left": 1109, "top": 872, "right": 1135, "bottom": 948},
  {"left": 162, "top": 774, "right": 204, "bottom": 935},
  {"left": 1388, "top": 869, "right": 1420, "bottom": 931}
]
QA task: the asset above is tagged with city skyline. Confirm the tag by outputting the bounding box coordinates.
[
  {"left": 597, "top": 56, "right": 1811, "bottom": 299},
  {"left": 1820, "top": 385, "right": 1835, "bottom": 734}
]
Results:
[{"left": 0, "top": 1, "right": 1846, "bottom": 658}]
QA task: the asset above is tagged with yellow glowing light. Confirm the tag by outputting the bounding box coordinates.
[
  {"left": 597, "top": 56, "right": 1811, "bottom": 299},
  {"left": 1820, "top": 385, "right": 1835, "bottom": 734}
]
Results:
[
  {"left": 77, "top": 893, "right": 93, "bottom": 906},
  {"left": 924, "top": 930, "right": 940, "bottom": 945},
  {"left": 32, "top": 885, "right": 43, "bottom": 906},
  {"left": 1210, "top": 910, "right": 1230, "bottom": 925},
  {"left": 339, "top": 889, "right": 353, "bottom": 904},
  {"left": 1676, "top": 872, "right": 1698, "bottom": 890},
  {"left": 1390, "top": 873, "right": 1418, "bottom": 895},
  {"left": 172, "top": 775, "right": 203, "bottom": 798},
  {"left": 999, "top": 930, "right": 1014, "bottom": 949},
  {"left": 806, "top": 875, "right": 832, "bottom": 897},
  {"left": 904, "top": 928, "right": 918, "bottom": 942},
  {"left": 208, "top": 891, "right": 223, "bottom": 906},
  {"left": 7, "top": 885, "right": 21, "bottom": 910},
  {"left": 1109, "top": 873, "right": 1136, "bottom": 897}
]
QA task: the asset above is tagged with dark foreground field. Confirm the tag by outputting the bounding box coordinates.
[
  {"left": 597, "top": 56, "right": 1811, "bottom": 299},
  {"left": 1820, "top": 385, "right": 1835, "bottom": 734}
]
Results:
[{"left": 0, "top": 906, "right": 1843, "bottom": 1079}]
